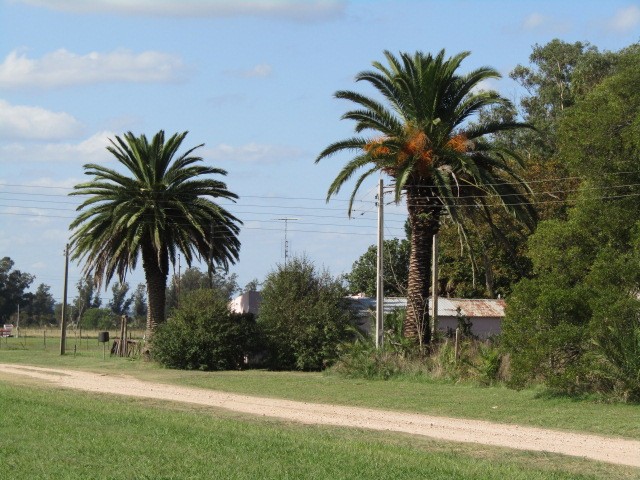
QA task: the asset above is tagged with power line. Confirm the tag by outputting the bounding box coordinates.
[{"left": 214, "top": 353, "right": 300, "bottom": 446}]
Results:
[
  {"left": 3, "top": 179, "right": 640, "bottom": 204},
  {"left": 3, "top": 189, "right": 639, "bottom": 221},
  {"left": 0, "top": 183, "right": 378, "bottom": 204}
]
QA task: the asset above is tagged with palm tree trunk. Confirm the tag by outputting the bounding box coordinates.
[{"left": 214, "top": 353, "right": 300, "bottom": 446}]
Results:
[
  {"left": 404, "top": 184, "right": 441, "bottom": 348},
  {"left": 142, "top": 246, "right": 168, "bottom": 340}
]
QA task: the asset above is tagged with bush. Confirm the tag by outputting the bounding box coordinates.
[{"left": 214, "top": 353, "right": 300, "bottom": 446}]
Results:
[
  {"left": 81, "top": 308, "right": 115, "bottom": 330},
  {"left": 331, "top": 318, "right": 505, "bottom": 385},
  {"left": 585, "top": 293, "right": 640, "bottom": 402},
  {"left": 258, "top": 257, "right": 355, "bottom": 371},
  {"left": 331, "top": 339, "right": 431, "bottom": 381},
  {"left": 501, "top": 276, "right": 591, "bottom": 391},
  {"left": 153, "top": 289, "right": 259, "bottom": 371}
]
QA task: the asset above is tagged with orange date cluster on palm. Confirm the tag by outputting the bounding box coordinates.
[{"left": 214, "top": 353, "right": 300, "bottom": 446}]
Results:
[{"left": 364, "top": 132, "right": 469, "bottom": 177}]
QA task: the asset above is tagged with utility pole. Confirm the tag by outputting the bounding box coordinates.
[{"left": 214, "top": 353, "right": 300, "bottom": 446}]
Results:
[
  {"left": 274, "top": 218, "right": 299, "bottom": 266},
  {"left": 376, "top": 179, "right": 384, "bottom": 349},
  {"left": 431, "top": 233, "right": 439, "bottom": 341},
  {"left": 177, "top": 254, "right": 181, "bottom": 307},
  {"left": 208, "top": 223, "right": 214, "bottom": 288},
  {"left": 60, "top": 243, "right": 69, "bottom": 355}
]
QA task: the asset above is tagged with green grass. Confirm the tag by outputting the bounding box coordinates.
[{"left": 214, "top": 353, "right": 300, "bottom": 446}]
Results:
[
  {"left": 2, "top": 331, "right": 640, "bottom": 441},
  {"left": 1, "top": 382, "right": 638, "bottom": 480}
]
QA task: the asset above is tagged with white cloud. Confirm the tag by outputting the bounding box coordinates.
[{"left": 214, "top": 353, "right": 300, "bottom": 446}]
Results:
[
  {"left": 226, "top": 63, "right": 273, "bottom": 78},
  {"left": 203, "top": 142, "right": 303, "bottom": 163},
  {"left": 244, "top": 63, "right": 273, "bottom": 78},
  {"left": 0, "top": 131, "right": 115, "bottom": 164},
  {"left": 522, "top": 12, "right": 545, "bottom": 30},
  {"left": 207, "top": 93, "right": 246, "bottom": 107},
  {"left": 0, "top": 48, "right": 185, "bottom": 89},
  {"left": 520, "top": 12, "right": 570, "bottom": 33},
  {"left": 0, "top": 100, "right": 83, "bottom": 140},
  {"left": 606, "top": 5, "right": 640, "bottom": 33},
  {"left": 15, "top": 0, "right": 346, "bottom": 22}
]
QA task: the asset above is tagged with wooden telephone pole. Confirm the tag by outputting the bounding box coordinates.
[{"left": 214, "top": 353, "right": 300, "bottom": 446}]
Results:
[
  {"left": 431, "top": 234, "right": 439, "bottom": 341},
  {"left": 376, "top": 179, "right": 384, "bottom": 349},
  {"left": 60, "top": 244, "right": 69, "bottom": 355}
]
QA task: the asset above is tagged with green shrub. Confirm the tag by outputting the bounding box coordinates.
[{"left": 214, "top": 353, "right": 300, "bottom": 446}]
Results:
[
  {"left": 331, "top": 339, "right": 430, "bottom": 380},
  {"left": 258, "top": 257, "right": 356, "bottom": 371},
  {"left": 153, "top": 289, "right": 259, "bottom": 371},
  {"left": 585, "top": 295, "right": 640, "bottom": 402},
  {"left": 331, "top": 323, "right": 504, "bottom": 384},
  {"left": 81, "top": 307, "right": 115, "bottom": 330},
  {"left": 501, "top": 276, "right": 591, "bottom": 391},
  {"left": 473, "top": 341, "right": 504, "bottom": 385},
  {"left": 380, "top": 309, "right": 416, "bottom": 354}
]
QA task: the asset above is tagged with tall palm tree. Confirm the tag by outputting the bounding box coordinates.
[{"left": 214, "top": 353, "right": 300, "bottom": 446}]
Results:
[
  {"left": 69, "top": 130, "right": 241, "bottom": 337},
  {"left": 316, "top": 50, "right": 536, "bottom": 347}
]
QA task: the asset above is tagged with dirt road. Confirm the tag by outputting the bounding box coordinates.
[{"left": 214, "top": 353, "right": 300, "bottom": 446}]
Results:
[{"left": 1, "top": 363, "right": 638, "bottom": 468}]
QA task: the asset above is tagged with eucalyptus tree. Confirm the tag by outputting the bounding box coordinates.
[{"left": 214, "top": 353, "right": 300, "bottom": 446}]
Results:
[
  {"left": 0, "top": 257, "right": 34, "bottom": 322},
  {"left": 69, "top": 130, "right": 241, "bottom": 337},
  {"left": 317, "top": 50, "right": 536, "bottom": 347}
]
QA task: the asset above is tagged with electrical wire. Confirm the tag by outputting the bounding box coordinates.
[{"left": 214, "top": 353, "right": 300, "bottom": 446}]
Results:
[{"left": 3, "top": 178, "right": 640, "bottom": 203}]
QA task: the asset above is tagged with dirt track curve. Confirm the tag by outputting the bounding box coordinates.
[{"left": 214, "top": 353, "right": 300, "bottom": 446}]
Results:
[{"left": 1, "top": 363, "right": 638, "bottom": 468}]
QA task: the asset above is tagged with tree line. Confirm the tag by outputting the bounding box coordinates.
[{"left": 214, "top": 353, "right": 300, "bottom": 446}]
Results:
[{"left": 7, "top": 38, "right": 639, "bottom": 399}]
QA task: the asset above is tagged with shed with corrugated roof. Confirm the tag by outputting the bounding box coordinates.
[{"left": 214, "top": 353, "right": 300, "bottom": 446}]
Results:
[{"left": 346, "top": 295, "right": 505, "bottom": 338}]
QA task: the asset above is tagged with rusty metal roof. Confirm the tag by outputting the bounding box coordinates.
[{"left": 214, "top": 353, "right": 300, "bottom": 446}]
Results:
[
  {"left": 347, "top": 296, "right": 505, "bottom": 318},
  {"left": 452, "top": 298, "right": 506, "bottom": 318}
]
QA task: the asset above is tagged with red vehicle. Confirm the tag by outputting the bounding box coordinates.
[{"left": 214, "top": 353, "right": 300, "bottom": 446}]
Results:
[{"left": 0, "top": 324, "right": 14, "bottom": 337}]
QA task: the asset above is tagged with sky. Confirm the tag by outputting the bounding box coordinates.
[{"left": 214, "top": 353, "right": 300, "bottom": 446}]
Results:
[{"left": 1, "top": 0, "right": 640, "bottom": 305}]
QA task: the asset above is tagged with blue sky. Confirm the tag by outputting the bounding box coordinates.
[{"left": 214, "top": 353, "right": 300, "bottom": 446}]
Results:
[{"left": 1, "top": 0, "right": 639, "bottom": 304}]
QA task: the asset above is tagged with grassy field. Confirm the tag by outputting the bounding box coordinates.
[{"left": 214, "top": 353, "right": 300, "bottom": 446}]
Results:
[
  {"left": 1, "top": 331, "right": 639, "bottom": 441},
  {"left": 1, "top": 381, "right": 638, "bottom": 480}
]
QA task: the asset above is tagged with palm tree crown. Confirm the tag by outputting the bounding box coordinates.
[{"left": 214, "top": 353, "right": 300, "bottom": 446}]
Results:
[
  {"left": 69, "top": 130, "right": 241, "bottom": 335},
  {"left": 316, "top": 50, "right": 536, "bottom": 346}
]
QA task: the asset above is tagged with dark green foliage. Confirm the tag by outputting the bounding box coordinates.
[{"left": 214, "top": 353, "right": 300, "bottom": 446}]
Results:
[
  {"left": 428, "top": 40, "right": 628, "bottom": 299},
  {"left": 474, "top": 341, "right": 503, "bottom": 386},
  {"left": 259, "top": 257, "right": 355, "bottom": 371},
  {"left": 108, "top": 282, "right": 133, "bottom": 316},
  {"left": 503, "top": 48, "right": 640, "bottom": 401},
  {"left": 332, "top": 333, "right": 505, "bottom": 386},
  {"left": 21, "top": 283, "right": 55, "bottom": 326},
  {"left": 455, "top": 308, "right": 474, "bottom": 339},
  {"left": 510, "top": 40, "right": 632, "bottom": 221},
  {"left": 436, "top": 217, "right": 533, "bottom": 298},
  {"left": 346, "top": 238, "right": 409, "bottom": 296},
  {"left": 81, "top": 307, "right": 115, "bottom": 330},
  {"left": 166, "top": 267, "right": 239, "bottom": 314},
  {"left": 131, "top": 283, "right": 147, "bottom": 327},
  {"left": 331, "top": 309, "right": 423, "bottom": 380},
  {"left": 331, "top": 340, "right": 423, "bottom": 380},
  {"left": 72, "top": 277, "right": 102, "bottom": 323},
  {"left": 153, "top": 289, "right": 259, "bottom": 371},
  {"left": 243, "top": 278, "right": 260, "bottom": 293},
  {"left": 510, "top": 39, "right": 618, "bottom": 157},
  {"left": 0, "top": 257, "right": 34, "bottom": 322}
]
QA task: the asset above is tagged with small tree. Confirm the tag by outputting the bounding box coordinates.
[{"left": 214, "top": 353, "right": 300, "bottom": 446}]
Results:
[
  {"left": 259, "top": 256, "right": 355, "bottom": 371},
  {"left": 23, "top": 283, "right": 55, "bottom": 326},
  {"left": 0, "top": 257, "right": 34, "bottom": 322},
  {"left": 346, "top": 238, "right": 409, "bottom": 297},
  {"left": 108, "top": 282, "right": 133, "bottom": 316},
  {"left": 153, "top": 289, "right": 258, "bottom": 371},
  {"left": 73, "top": 277, "right": 102, "bottom": 324},
  {"left": 82, "top": 307, "right": 114, "bottom": 330},
  {"left": 166, "top": 267, "right": 239, "bottom": 314},
  {"left": 131, "top": 283, "right": 147, "bottom": 328}
]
